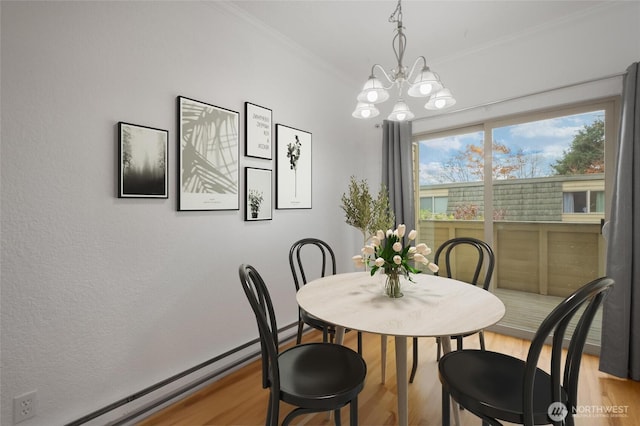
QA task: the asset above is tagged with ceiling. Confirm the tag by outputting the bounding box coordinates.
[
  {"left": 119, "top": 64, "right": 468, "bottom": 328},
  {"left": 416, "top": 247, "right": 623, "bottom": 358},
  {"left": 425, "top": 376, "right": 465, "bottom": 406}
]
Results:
[{"left": 228, "top": 1, "right": 622, "bottom": 118}]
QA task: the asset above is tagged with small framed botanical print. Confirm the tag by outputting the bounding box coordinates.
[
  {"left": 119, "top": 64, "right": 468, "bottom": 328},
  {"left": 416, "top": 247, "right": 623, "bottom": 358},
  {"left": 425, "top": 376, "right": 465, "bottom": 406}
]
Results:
[{"left": 245, "top": 167, "right": 272, "bottom": 221}]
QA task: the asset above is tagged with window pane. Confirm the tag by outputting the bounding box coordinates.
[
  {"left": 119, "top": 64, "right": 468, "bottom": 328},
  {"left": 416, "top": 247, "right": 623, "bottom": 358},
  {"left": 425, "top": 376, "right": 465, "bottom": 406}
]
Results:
[
  {"left": 492, "top": 110, "right": 605, "bottom": 303},
  {"left": 592, "top": 191, "right": 605, "bottom": 213},
  {"left": 564, "top": 191, "right": 587, "bottom": 213},
  {"left": 420, "top": 197, "right": 433, "bottom": 212},
  {"left": 434, "top": 197, "right": 448, "bottom": 214}
]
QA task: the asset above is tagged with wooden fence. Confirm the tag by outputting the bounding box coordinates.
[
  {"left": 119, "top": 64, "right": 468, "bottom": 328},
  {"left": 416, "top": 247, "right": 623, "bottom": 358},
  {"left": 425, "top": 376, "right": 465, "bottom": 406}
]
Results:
[{"left": 418, "top": 220, "right": 605, "bottom": 297}]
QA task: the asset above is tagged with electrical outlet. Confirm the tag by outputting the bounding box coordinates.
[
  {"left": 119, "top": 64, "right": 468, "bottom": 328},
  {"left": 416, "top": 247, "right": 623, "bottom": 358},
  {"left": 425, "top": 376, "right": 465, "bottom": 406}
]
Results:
[{"left": 13, "top": 391, "right": 37, "bottom": 424}]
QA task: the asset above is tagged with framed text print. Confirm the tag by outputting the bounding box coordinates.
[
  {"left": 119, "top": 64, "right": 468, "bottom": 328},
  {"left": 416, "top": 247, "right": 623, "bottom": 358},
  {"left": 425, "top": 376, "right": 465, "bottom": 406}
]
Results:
[
  {"left": 118, "top": 122, "right": 168, "bottom": 198},
  {"left": 245, "top": 167, "right": 272, "bottom": 221},
  {"left": 276, "top": 124, "right": 311, "bottom": 209},
  {"left": 177, "top": 96, "right": 239, "bottom": 211},
  {"left": 245, "top": 102, "right": 272, "bottom": 159}
]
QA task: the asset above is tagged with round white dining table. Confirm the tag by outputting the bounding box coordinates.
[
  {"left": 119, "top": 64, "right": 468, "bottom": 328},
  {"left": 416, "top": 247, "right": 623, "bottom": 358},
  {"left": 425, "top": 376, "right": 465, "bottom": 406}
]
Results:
[{"left": 296, "top": 271, "right": 506, "bottom": 426}]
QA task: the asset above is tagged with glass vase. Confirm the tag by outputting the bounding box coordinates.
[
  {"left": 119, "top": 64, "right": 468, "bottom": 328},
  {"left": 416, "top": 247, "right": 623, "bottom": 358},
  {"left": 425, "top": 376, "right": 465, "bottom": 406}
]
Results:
[{"left": 384, "top": 269, "right": 403, "bottom": 298}]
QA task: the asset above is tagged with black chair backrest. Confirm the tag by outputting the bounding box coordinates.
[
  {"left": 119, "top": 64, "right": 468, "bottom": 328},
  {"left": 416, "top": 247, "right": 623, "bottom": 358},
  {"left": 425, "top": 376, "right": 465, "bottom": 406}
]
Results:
[
  {"left": 238, "top": 264, "right": 280, "bottom": 392},
  {"left": 523, "top": 276, "right": 613, "bottom": 424},
  {"left": 433, "top": 237, "right": 495, "bottom": 290},
  {"left": 289, "top": 238, "right": 337, "bottom": 291}
]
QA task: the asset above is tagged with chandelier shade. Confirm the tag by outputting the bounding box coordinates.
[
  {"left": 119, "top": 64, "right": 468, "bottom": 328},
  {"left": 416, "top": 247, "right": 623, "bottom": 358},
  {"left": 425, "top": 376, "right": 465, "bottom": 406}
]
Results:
[
  {"left": 356, "top": 76, "right": 390, "bottom": 104},
  {"left": 352, "top": 102, "right": 380, "bottom": 119},
  {"left": 387, "top": 100, "right": 414, "bottom": 122},
  {"left": 425, "top": 88, "right": 457, "bottom": 110},
  {"left": 407, "top": 67, "right": 443, "bottom": 98},
  {"left": 352, "top": 0, "right": 455, "bottom": 122}
]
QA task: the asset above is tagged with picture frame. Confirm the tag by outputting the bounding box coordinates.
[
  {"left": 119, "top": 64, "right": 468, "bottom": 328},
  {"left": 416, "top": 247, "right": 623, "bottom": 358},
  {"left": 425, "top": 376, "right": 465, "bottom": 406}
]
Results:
[
  {"left": 245, "top": 167, "right": 272, "bottom": 221},
  {"left": 177, "top": 96, "right": 239, "bottom": 211},
  {"left": 245, "top": 102, "right": 273, "bottom": 159},
  {"left": 118, "top": 122, "right": 168, "bottom": 198},
  {"left": 276, "top": 124, "right": 312, "bottom": 209}
]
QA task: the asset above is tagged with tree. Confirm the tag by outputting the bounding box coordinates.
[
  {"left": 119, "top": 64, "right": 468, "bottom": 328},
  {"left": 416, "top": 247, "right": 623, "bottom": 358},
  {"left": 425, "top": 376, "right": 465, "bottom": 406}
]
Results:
[
  {"left": 437, "top": 141, "right": 532, "bottom": 183},
  {"left": 552, "top": 119, "right": 605, "bottom": 175}
]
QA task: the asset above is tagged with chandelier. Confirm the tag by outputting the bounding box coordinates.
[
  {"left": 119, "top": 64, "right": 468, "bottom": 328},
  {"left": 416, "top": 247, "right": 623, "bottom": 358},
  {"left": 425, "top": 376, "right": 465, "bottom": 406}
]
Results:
[{"left": 352, "top": 0, "right": 456, "bottom": 122}]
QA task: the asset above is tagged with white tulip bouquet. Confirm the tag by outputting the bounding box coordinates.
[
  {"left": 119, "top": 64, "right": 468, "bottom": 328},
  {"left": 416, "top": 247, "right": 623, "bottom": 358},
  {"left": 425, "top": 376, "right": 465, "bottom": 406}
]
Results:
[{"left": 353, "top": 224, "right": 439, "bottom": 281}]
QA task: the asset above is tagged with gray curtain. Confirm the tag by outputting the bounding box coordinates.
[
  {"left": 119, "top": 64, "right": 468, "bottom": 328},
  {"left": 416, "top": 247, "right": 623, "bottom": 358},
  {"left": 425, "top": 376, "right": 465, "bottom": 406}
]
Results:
[
  {"left": 600, "top": 62, "right": 640, "bottom": 380},
  {"left": 382, "top": 120, "right": 415, "bottom": 228}
]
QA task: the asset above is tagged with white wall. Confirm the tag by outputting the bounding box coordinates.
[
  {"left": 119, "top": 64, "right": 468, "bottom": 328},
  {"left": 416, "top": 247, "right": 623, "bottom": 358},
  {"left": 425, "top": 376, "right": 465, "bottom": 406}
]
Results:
[{"left": 0, "top": 2, "right": 378, "bottom": 425}]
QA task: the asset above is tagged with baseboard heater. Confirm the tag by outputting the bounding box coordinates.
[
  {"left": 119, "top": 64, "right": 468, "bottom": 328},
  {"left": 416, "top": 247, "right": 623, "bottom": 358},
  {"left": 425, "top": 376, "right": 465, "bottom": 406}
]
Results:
[{"left": 65, "top": 321, "right": 299, "bottom": 426}]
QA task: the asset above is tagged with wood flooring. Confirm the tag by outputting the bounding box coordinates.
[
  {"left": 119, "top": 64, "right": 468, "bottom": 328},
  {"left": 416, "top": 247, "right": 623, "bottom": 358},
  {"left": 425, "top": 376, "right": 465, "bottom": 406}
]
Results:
[{"left": 138, "top": 330, "right": 640, "bottom": 426}]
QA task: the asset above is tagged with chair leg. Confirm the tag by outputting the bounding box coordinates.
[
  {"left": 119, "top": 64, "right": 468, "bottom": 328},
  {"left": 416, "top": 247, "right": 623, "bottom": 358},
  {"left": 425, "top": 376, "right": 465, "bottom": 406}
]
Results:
[
  {"left": 296, "top": 320, "right": 304, "bottom": 345},
  {"left": 266, "top": 391, "right": 278, "bottom": 426},
  {"left": 350, "top": 397, "right": 358, "bottom": 426},
  {"left": 334, "top": 408, "right": 342, "bottom": 426},
  {"left": 436, "top": 337, "right": 442, "bottom": 361},
  {"left": 454, "top": 335, "right": 466, "bottom": 413},
  {"left": 442, "top": 387, "right": 450, "bottom": 426},
  {"left": 357, "top": 332, "right": 363, "bottom": 355},
  {"left": 479, "top": 330, "right": 486, "bottom": 350},
  {"left": 323, "top": 326, "right": 329, "bottom": 343},
  {"left": 409, "top": 337, "right": 418, "bottom": 383}
]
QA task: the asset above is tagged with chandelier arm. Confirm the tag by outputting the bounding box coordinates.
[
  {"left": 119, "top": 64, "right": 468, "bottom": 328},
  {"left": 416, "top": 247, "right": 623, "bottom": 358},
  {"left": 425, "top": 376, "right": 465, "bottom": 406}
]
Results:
[
  {"left": 372, "top": 64, "right": 396, "bottom": 88},
  {"left": 406, "top": 56, "right": 427, "bottom": 81}
]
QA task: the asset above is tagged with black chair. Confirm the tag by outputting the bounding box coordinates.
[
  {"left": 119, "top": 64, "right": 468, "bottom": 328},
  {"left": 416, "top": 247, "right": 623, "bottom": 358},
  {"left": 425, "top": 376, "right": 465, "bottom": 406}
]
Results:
[
  {"left": 438, "top": 276, "right": 613, "bottom": 426},
  {"left": 289, "top": 238, "right": 362, "bottom": 354},
  {"left": 409, "top": 237, "right": 495, "bottom": 383},
  {"left": 239, "top": 264, "right": 367, "bottom": 426}
]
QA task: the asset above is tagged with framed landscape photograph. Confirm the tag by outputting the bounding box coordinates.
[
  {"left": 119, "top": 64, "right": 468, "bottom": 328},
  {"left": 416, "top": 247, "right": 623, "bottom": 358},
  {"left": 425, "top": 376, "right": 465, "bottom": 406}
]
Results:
[
  {"left": 245, "top": 167, "right": 272, "bottom": 221},
  {"left": 178, "top": 96, "right": 239, "bottom": 211},
  {"left": 118, "top": 122, "right": 168, "bottom": 198},
  {"left": 245, "top": 102, "right": 272, "bottom": 159},
  {"left": 276, "top": 124, "right": 312, "bottom": 209}
]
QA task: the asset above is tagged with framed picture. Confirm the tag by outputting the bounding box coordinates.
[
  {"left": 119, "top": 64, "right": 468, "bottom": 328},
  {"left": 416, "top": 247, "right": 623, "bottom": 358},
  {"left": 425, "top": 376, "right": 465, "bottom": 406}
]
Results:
[
  {"left": 245, "top": 167, "right": 272, "bottom": 221},
  {"left": 245, "top": 102, "right": 272, "bottom": 159},
  {"left": 276, "top": 124, "right": 312, "bottom": 209},
  {"left": 118, "top": 122, "right": 168, "bottom": 198},
  {"left": 178, "top": 96, "right": 239, "bottom": 211}
]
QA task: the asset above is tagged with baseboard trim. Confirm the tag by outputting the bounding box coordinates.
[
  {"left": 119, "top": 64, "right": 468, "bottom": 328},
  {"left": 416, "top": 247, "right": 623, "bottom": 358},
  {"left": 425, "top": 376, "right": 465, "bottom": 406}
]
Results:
[{"left": 65, "top": 321, "right": 300, "bottom": 426}]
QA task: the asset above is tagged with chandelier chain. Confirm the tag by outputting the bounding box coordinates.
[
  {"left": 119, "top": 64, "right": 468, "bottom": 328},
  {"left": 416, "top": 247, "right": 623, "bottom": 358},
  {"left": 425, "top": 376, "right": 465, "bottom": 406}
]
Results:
[{"left": 388, "top": 0, "right": 402, "bottom": 24}]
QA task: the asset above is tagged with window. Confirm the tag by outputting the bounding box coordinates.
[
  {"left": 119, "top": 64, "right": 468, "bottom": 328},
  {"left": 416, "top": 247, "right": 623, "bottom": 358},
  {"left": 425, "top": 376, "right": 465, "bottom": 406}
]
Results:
[
  {"left": 563, "top": 190, "right": 604, "bottom": 213},
  {"left": 414, "top": 98, "right": 618, "bottom": 351},
  {"left": 420, "top": 196, "right": 448, "bottom": 214}
]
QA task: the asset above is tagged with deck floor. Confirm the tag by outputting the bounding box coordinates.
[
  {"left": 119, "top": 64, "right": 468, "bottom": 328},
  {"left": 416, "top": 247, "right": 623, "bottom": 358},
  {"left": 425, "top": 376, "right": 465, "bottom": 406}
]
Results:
[{"left": 493, "top": 288, "right": 602, "bottom": 348}]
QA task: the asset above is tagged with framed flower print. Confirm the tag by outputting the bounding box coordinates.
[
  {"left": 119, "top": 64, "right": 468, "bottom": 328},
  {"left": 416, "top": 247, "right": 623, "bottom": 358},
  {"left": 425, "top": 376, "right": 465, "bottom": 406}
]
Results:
[{"left": 276, "top": 124, "right": 311, "bottom": 209}]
